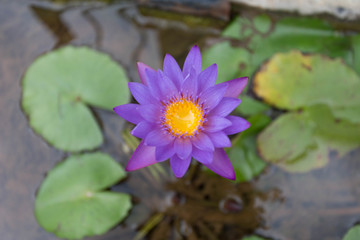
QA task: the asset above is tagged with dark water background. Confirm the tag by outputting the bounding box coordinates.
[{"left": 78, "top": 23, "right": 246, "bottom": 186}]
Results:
[{"left": 1, "top": 1, "right": 360, "bottom": 239}]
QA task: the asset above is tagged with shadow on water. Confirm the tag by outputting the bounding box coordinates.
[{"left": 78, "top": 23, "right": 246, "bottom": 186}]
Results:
[{"left": 1, "top": 0, "right": 360, "bottom": 239}]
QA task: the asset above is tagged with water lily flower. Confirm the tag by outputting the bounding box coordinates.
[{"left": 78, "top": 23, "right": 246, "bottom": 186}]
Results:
[{"left": 114, "top": 46, "right": 250, "bottom": 180}]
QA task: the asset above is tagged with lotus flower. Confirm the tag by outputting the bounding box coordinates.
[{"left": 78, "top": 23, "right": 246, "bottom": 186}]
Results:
[{"left": 114, "top": 46, "right": 250, "bottom": 180}]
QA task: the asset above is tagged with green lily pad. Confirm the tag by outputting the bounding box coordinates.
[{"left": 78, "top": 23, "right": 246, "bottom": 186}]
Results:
[
  {"left": 254, "top": 52, "right": 360, "bottom": 172},
  {"left": 227, "top": 114, "right": 270, "bottom": 182},
  {"left": 22, "top": 46, "right": 130, "bottom": 152},
  {"left": 251, "top": 17, "right": 352, "bottom": 68},
  {"left": 257, "top": 112, "right": 328, "bottom": 172},
  {"left": 254, "top": 51, "right": 360, "bottom": 110},
  {"left": 257, "top": 112, "right": 315, "bottom": 163},
  {"left": 203, "top": 41, "right": 252, "bottom": 83},
  {"left": 332, "top": 105, "right": 360, "bottom": 124},
  {"left": 222, "top": 17, "right": 252, "bottom": 40},
  {"left": 306, "top": 105, "right": 360, "bottom": 157},
  {"left": 253, "top": 14, "right": 271, "bottom": 34},
  {"left": 236, "top": 95, "right": 270, "bottom": 116},
  {"left": 351, "top": 34, "right": 360, "bottom": 75},
  {"left": 35, "top": 152, "right": 131, "bottom": 240},
  {"left": 258, "top": 105, "right": 360, "bottom": 172},
  {"left": 343, "top": 225, "right": 360, "bottom": 240},
  {"left": 219, "top": 15, "right": 352, "bottom": 79},
  {"left": 277, "top": 138, "right": 329, "bottom": 173}
]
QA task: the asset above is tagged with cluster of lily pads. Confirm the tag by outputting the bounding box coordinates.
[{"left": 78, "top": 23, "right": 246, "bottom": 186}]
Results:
[
  {"left": 202, "top": 13, "right": 360, "bottom": 240},
  {"left": 22, "top": 47, "right": 132, "bottom": 239},
  {"left": 203, "top": 13, "right": 360, "bottom": 175},
  {"left": 22, "top": 11, "right": 360, "bottom": 240}
]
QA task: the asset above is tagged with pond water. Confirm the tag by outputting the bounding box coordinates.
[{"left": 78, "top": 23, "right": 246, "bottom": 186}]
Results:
[{"left": 1, "top": 1, "right": 360, "bottom": 240}]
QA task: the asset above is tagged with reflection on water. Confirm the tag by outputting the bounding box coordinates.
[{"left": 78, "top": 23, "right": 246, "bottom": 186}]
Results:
[
  {"left": 31, "top": 6, "right": 74, "bottom": 47},
  {"left": 1, "top": 1, "right": 360, "bottom": 239},
  {"left": 256, "top": 149, "right": 360, "bottom": 240}
]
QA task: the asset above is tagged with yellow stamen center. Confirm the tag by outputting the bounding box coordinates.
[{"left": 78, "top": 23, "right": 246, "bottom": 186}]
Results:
[{"left": 164, "top": 98, "right": 204, "bottom": 137}]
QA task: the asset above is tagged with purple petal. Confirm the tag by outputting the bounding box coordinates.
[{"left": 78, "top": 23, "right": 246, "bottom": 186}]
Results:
[
  {"left": 223, "top": 77, "right": 248, "bottom": 98},
  {"left": 204, "top": 116, "right": 232, "bottom": 132},
  {"left": 181, "top": 67, "right": 198, "bottom": 96},
  {"left": 145, "top": 128, "right": 174, "bottom": 146},
  {"left": 183, "top": 45, "right": 202, "bottom": 77},
  {"left": 113, "top": 104, "right": 143, "bottom": 124},
  {"left": 199, "top": 83, "right": 228, "bottom": 110},
  {"left": 198, "top": 63, "right": 217, "bottom": 93},
  {"left": 223, "top": 116, "right": 251, "bottom": 135},
  {"left": 163, "top": 54, "right": 183, "bottom": 89},
  {"left": 158, "top": 70, "right": 179, "bottom": 99},
  {"left": 138, "top": 104, "right": 161, "bottom": 123},
  {"left": 209, "top": 97, "right": 241, "bottom": 117},
  {"left": 192, "top": 132, "right": 214, "bottom": 151},
  {"left": 137, "top": 62, "right": 155, "bottom": 85},
  {"left": 207, "top": 131, "right": 231, "bottom": 148},
  {"left": 192, "top": 147, "right": 213, "bottom": 164},
  {"left": 203, "top": 148, "right": 235, "bottom": 180},
  {"left": 170, "top": 154, "right": 191, "bottom": 178},
  {"left": 174, "top": 138, "right": 192, "bottom": 159},
  {"left": 128, "top": 82, "right": 157, "bottom": 105},
  {"left": 131, "top": 121, "right": 154, "bottom": 138},
  {"left": 155, "top": 143, "right": 175, "bottom": 162},
  {"left": 145, "top": 68, "right": 162, "bottom": 99},
  {"left": 126, "top": 140, "right": 157, "bottom": 171}
]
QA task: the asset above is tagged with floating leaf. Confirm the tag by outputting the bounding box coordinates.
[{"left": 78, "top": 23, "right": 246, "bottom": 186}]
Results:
[
  {"left": 22, "top": 46, "right": 130, "bottom": 152},
  {"left": 253, "top": 14, "right": 271, "bottom": 34},
  {"left": 277, "top": 138, "right": 329, "bottom": 173},
  {"left": 250, "top": 17, "right": 353, "bottom": 69},
  {"left": 343, "top": 225, "right": 360, "bottom": 240},
  {"left": 351, "top": 34, "right": 360, "bottom": 75},
  {"left": 222, "top": 16, "right": 252, "bottom": 40},
  {"left": 35, "top": 152, "right": 131, "bottom": 240},
  {"left": 254, "top": 51, "right": 360, "bottom": 110},
  {"left": 203, "top": 41, "right": 252, "bottom": 83},
  {"left": 258, "top": 105, "right": 360, "bottom": 172},
  {"left": 220, "top": 15, "right": 352, "bottom": 78},
  {"left": 236, "top": 95, "right": 270, "bottom": 116},
  {"left": 332, "top": 105, "right": 360, "bottom": 124},
  {"left": 306, "top": 105, "right": 360, "bottom": 157},
  {"left": 258, "top": 112, "right": 315, "bottom": 163},
  {"left": 255, "top": 52, "right": 360, "bottom": 171},
  {"left": 227, "top": 114, "right": 270, "bottom": 182}
]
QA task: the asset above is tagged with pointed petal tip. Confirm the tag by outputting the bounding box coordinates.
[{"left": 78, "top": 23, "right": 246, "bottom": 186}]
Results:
[
  {"left": 137, "top": 62, "right": 156, "bottom": 85},
  {"left": 164, "top": 53, "right": 173, "bottom": 61},
  {"left": 183, "top": 45, "right": 202, "bottom": 77},
  {"left": 125, "top": 162, "right": 139, "bottom": 172},
  {"left": 227, "top": 174, "right": 236, "bottom": 181},
  {"left": 170, "top": 155, "right": 191, "bottom": 178},
  {"left": 173, "top": 173, "right": 184, "bottom": 179},
  {"left": 224, "top": 116, "right": 251, "bottom": 135},
  {"left": 125, "top": 140, "right": 158, "bottom": 171},
  {"left": 190, "top": 45, "right": 200, "bottom": 54},
  {"left": 113, "top": 104, "right": 143, "bottom": 124},
  {"left": 244, "top": 120, "right": 251, "bottom": 130},
  {"left": 239, "top": 118, "right": 251, "bottom": 131},
  {"left": 203, "top": 148, "right": 236, "bottom": 180},
  {"left": 205, "top": 63, "right": 218, "bottom": 73},
  {"left": 125, "top": 165, "right": 134, "bottom": 172},
  {"left": 224, "top": 77, "right": 249, "bottom": 98}
]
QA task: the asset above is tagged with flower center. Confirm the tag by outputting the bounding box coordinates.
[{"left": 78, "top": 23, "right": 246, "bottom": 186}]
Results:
[{"left": 164, "top": 98, "right": 204, "bottom": 137}]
